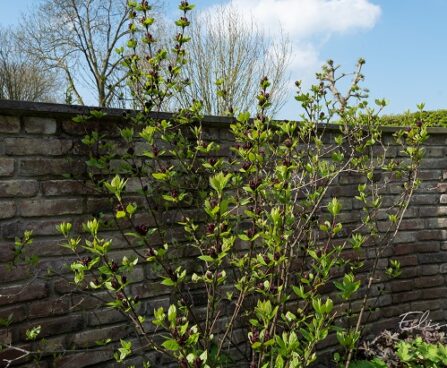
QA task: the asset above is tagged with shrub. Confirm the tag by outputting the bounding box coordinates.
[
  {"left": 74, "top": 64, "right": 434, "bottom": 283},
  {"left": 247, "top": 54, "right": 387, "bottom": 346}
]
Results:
[{"left": 3, "top": 1, "right": 428, "bottom": 367}]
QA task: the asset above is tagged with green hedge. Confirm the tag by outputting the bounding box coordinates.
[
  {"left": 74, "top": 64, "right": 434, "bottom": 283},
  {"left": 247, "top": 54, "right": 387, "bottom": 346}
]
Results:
[{"left": 379, "top": 109, "right": 447, "bottom": 127}]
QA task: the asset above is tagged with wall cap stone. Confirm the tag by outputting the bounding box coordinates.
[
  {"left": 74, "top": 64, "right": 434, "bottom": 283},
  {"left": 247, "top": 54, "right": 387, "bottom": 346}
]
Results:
[{"left": 2, "top": 99, "right": 447, "bottom": 134}]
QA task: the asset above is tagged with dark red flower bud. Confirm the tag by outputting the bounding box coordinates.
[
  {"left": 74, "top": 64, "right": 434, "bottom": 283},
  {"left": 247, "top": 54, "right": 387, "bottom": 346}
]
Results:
[
  {"left": 242, "top": 162, "right": 251, "bottom": 171},
  {"left": 283, "top": 158, "right": 291, "bottom": 167},
  {"left": 208, "top": 157, "right": 217, "bottom": 165},
  {"left": 247, "top": 228, "right": 256, "bottom": 238},
  {"left": 243, "top": 142, "right": 253, "bottom": 150},
  {"left": 264, "top": 330, "right": 270, "bottom": 341},
  {"left": 110, "top": 261, "right": 119, "bottom": 272},
  {"left": 135, "top": 224, "right": 149, "bottom": 236},
  {"left": 146, "top": 247, "right": 156, "bottom": 257},
  {"left": 121, "top": 276, "right": 127, "bottom": 284},
  {"left": 81, "top": 256, "right": 92, "bottom": 266},
  {"left": 416, "top": 120, "right": 423, "bottom": 127},
  {"left": 249, "top": 178, "right": 260, "bottom": 190},
  {"left": 210, "top": 198, "right": 219, "bottom": 208},
  {"left": 194, "top": 357, "right": 202, "bottom": 368},
  {"left": 111, "top": 279, "right": 120, "bottom": 290},
  {"left": 127, "top": 147, "right": 135, "bottom": 155},
  {"left": 206, "top": 223, "right": 215, "bottom": 234},
  {"left": 284, "top": 138, "right": 293, "bottom": 148},
  {"left": 205, "top": 271, "right": 213, "bottom": 280},
  {"left": 208, "top": 246, "right": 217, "bottom": 257},
  {"left": 116, "top": 203, "right": 124, "bottom": 212}
]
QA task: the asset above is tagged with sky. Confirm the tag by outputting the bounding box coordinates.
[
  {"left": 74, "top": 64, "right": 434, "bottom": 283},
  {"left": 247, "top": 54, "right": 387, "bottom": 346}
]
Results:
[{"left": 1, "top": 0, "right": 447, "bottom": 119}]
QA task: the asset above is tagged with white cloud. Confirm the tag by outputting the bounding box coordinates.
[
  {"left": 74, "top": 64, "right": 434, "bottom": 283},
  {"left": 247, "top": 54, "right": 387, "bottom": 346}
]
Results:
[
  {"left": 227, "top": 0, "right": 381, "bottom": 39},
  {"left": 204, "top": 0, "right": 381, "bottom": 78}
]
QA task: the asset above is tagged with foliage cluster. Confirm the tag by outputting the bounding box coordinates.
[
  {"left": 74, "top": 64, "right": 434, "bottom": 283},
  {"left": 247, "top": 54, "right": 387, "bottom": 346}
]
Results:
[
  {"left": 352, "top": 327, "right": 447, "bottom": 368},
  {"left": 379, "top": 109, "right": 447, "bottom": 127}
]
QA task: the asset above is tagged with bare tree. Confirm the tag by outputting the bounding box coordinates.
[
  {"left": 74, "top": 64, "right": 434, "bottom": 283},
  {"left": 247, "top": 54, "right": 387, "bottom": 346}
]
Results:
[
  {"left": 19, "top": 0, "right": 130, "bottom": 107},
  {"left": 176, "top": 4, "right": 291, "bottom": 116},
  {"left": 0, "top": 28, "right": 61, "bottom": 102}
]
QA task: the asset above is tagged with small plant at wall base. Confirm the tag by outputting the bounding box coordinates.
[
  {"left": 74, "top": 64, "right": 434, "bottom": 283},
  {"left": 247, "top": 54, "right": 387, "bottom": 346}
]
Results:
[{"left": 1, "top": 1, "right": 429, "bottom": 368}]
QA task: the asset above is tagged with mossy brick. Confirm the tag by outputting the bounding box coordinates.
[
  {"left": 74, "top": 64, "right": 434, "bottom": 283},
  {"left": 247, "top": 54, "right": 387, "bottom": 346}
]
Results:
[
  {"left": 0, "top": 158, "right": 14, "bottom": 176},
  {"left": 0, "top": 180, "right": 38, "bottom": 197},
  {"left": 0, "top": 116, "right": 20, "bottom": 133},
  {"left": 5, "top": 138, "right": 73, "bottom": 156},
  {"left": 19, "top": 198, "right": 83, "bottom": 217},
  {"left": 23, "top": 117, "right": 57, "bottom": 134}
]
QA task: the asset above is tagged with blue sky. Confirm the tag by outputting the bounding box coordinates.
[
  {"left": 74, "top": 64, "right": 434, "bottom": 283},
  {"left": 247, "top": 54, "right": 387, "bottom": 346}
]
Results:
[{"left": 1, "top": 0, "right": 446, "bottom": 119}]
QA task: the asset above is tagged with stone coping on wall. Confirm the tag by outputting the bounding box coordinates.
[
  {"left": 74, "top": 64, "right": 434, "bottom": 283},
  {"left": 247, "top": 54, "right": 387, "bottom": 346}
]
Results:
[{"left": 2, "top": 99, "right": 447, "bottom": 134}]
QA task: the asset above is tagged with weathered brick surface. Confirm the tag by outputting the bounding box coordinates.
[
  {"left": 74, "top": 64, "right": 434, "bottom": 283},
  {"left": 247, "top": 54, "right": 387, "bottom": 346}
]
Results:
[
  {"left": 0, "top": 180, "right": 39, "bottom": 197},
  {"left": 23, "top": 117, "right": 57, "bottom": 134},
  {"left": 0, "top": 158, "right": 14, "bottom": 176},
  {"left": 0, "top": 201, "right": 16, "bottom": 219},
  {"left": 0, "top": 115, "right": 20, "bottom": 133},
  {"left": 5, "top": 138, "right": 73, "bottom": 156},
  {"left": 19, "top": 198, "right": 84, "bottom": 217},
  {"left": 1, "top": 103, "right": 447, "bottom": 367},
  {"left": 19, "top": 158, "right": 85, "bottom": 177}
]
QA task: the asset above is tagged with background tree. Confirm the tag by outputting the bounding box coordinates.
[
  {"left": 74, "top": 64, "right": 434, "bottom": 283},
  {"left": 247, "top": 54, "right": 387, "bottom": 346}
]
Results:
[
  {"left": 167, "top": 4, "right": 291, "bottom": 116},
  {"left": 19, "top": 0, "right": 130, "bottom": 107},
  {"left": 0, "top": 27, "right": 61, "bottom": 102}
]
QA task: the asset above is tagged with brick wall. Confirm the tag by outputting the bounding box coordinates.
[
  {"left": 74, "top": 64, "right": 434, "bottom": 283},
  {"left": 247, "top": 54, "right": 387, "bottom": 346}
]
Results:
[{"left": 1, "top": 100, "right": 447, "bottom": 367}]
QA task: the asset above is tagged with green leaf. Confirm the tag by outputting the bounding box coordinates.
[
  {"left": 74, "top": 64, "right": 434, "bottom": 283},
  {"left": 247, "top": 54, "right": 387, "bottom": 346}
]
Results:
[{"left": 162, "top": 339, "right": 180, "bottom": 351}]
